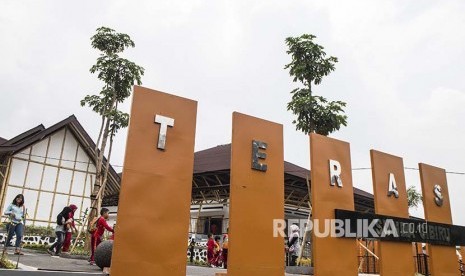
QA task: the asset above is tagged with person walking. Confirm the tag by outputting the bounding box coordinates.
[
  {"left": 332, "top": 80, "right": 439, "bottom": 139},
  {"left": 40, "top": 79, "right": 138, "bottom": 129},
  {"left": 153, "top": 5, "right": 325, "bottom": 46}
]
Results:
[
  {"left": 287, "top": 224, "right": 300, "bottom": 266},
  {"left": 47, "top": 206, "right": 73, "bottom": 256},
  {"left": 3, "top": 194, "right": 26, "bottom": 255},
  {"left": 89, "top": 208, "right": 113, "bottom": 265},
  {"left": 222, "top": 229, "right": 229, "bottom": 269},
  {"left": 206, "top": 233, "right": 215, "bottom": 267},
  {"left": 61, "top": 204, "right": 78, "bottom": 253}
]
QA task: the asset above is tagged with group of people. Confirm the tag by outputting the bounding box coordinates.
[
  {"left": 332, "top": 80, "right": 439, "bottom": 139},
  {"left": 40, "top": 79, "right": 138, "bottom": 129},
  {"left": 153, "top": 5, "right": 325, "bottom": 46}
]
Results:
[
  {"left": 2, "top": 194, "right": 114, "bottom": 266},
  {"left": 48, "top": 205, "right": 114, "bottom": 266},
  {"left": 206, "top": 232, "right": 228, "bottom": 268},
  {"left": 47, "top": 204, "right": 78, "bottom": 256}
]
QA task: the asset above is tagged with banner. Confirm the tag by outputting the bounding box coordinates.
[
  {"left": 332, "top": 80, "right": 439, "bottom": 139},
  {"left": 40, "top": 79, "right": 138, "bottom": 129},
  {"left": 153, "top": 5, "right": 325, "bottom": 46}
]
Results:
[{"left": 335, "top": 209, "right": 465, "bottom": 246}]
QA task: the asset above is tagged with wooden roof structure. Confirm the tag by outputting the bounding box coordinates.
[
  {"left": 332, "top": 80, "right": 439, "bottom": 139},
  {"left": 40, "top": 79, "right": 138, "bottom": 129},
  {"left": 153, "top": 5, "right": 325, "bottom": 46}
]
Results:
[
  {"left": 104, "top": 144, "right": 374, "bottom": 212},
  {"left": 191, "top": 144, "right": 374, "bottom": 212},
  {"left": 0, "top": 115, "right": 121, "bottom": 196}
]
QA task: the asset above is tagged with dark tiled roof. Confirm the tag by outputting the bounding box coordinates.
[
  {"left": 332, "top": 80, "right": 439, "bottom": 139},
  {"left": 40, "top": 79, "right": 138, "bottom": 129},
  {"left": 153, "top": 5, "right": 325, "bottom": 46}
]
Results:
[
  {"left": 0, "top": 115, "right": 121, "bottom": 195},
  {"left": 0, "top": 137, "right": 6, "bottom": 145},
  {"left": 103, "top": 144, "right": 374, "bottom": 207},
  {"left": 194, "top": 144, "right": 309, "bottom": 179},
  {"left": 193, "top": 144, "right": 371, "bottom": 198}
]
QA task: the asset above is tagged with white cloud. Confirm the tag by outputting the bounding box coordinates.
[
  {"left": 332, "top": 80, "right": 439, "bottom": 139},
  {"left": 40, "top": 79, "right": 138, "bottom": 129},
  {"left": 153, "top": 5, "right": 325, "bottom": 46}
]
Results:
[{"left": 0, "top": 0, "right": 464, "bottom": 224}]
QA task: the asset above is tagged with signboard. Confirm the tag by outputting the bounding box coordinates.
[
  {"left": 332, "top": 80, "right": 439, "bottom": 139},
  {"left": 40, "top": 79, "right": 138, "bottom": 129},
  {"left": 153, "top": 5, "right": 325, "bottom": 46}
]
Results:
[
  {"left": 370, "top": 150, "right": 415, "bottom": 275},
  {"left": 111, "top": 86, "right": 197, "bottom": 276},
  {"left": 228, "top": 112, "right": 285, "bottom": 276},
  {"left": 419, "top": 163, "right": 459, "bottom": 276},
  {"left": 310, "top": 133, "right": 358, "bottom": 276},
  {"left": 335, "top": 209, "right": 465, "bottom": 246}
]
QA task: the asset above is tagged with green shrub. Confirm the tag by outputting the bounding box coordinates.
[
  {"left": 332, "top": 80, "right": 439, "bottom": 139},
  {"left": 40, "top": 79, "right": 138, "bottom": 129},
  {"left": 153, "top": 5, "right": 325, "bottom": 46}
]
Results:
[
  {"left": 24, "top": 225, "right": 55, "bottom": 237},
  {"left": 0, "top": 255, "right": 15, "bottom": 269},
  {"left": 23, "top": 244, "right": 48, "bottom": 252},
  {"left": 23, "top": 244, "right": 89, "bottom": 256}
]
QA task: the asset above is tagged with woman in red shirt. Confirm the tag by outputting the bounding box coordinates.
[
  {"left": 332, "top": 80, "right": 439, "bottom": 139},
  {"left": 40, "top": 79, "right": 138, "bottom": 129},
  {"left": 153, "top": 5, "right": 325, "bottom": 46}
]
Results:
[{"left": 206, "top": 233, "right": 215, "bottom": 267}]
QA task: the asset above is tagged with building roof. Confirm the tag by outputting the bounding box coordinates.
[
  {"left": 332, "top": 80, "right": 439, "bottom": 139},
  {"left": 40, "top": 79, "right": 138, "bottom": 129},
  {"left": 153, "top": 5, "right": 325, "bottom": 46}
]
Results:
[
  {"left": 0, "top": 137, "right": 6, "bottom": 145},
  {"left": 104, "top": 144, "right": 374, "bottom": 213},
  {"left": 194, "top": 144, "right": 309, "bottom": 179},
  {"left": 0, "top": 115, "right": 121, "bottom": 196}
]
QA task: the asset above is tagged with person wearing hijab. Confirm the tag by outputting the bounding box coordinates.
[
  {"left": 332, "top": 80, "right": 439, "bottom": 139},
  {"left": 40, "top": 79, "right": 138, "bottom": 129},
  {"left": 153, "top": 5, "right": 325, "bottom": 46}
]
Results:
[
  {"left": 287, "top": 224, "right": 300, "bottom": 266},
  {"left": 47, "top": 206, "right": 73, "bottom": 256},
  {"left": 4, "top": 194, "right": 26, "bottom": 255},
  {"left": 61, "top": 204, "right": 78, "bottom": 253}
]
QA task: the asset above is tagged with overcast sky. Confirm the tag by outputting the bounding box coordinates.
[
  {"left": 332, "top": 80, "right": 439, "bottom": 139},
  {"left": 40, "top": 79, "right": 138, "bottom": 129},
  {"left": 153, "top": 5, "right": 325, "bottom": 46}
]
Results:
[{"left": 1, "top": 1, "right": 464, "bottom": 224}]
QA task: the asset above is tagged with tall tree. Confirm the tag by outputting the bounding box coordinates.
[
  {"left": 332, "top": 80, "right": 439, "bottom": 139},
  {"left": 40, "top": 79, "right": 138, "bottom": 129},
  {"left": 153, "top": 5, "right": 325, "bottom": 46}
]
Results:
[
  {"left": 285, "top": 35, "right": 347, "bottom": 265},
  {"left": 285, "top": 34, "right": 347, "bottom": 136},
  {"left": 81, "top": 27, "right": 144, "bottom": 217}
]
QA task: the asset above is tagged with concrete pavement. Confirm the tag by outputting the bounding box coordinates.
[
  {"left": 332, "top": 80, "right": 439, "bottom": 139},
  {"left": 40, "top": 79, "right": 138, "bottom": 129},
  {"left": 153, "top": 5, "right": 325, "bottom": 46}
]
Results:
[{"left": 0, "top": 249, "right": 308, "bottom": 276}]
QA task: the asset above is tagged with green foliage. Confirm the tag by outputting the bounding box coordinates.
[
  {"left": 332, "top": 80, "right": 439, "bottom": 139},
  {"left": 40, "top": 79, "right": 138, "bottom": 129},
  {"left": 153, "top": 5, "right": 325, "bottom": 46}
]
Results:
[
  {"left": 407, "top": 185, "right": 423, "bottom": 209},
  {"left": 69, "top": 246, "right": 90, "bottom": 256},
  {"left": 23, "top": 244, "right": 49, "bottom": 252},
  {"left": 297, "top": 257, "right": 312, "bottom": 267},
  {"left": 81, "top": 26, "right": 144, "bottom": 137},
  {"left": 24, "top": 225, "right": 55, "bottom": 237},
  {"left": 24, "top": 244, "right": 89, "bottom": 256},
  {"left": 285, "top": 34, "right": 347, "bottom": 135},
  {"left": 80, "top": 27, "right": 144, "bottom": 217},
  {"left": 0, "top": 254, "right": 15, "bottom": 269}
]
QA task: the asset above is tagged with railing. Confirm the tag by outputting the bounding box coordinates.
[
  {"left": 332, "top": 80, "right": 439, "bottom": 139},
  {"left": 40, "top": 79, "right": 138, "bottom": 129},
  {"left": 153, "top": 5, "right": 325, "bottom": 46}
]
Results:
[
  {"left": 459, "top": 259, "right": 464, "bottom": 276},
  {"left": 358, "top": 255, "right": 378, "bottom": 274},
  {"left": 414, "top": 253, "right": 430, "bottom": 276}
]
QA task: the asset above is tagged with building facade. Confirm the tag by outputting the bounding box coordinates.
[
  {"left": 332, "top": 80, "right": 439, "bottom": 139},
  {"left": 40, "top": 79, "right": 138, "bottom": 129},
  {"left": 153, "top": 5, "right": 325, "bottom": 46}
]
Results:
[{"left": 0, "top": 115, "right": 120, "bottom": 227}]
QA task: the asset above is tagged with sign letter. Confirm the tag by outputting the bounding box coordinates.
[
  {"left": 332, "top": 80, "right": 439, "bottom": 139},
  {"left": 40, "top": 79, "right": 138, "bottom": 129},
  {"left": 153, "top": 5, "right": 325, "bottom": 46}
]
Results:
[
  {"left": 387, "top": 173, "right": 399, "bottom": 198},
  {"left": 251, "top": 140, "right": 267, "bottom": 172},
  {"left": 433, "top": 184, "right": 443, "bottom": 207},
  {"left": 329, "top": 159, "right": 343, "bottom": 187},
  {"left": 154, "top": 115, "right": 174, "bottom": 150}
]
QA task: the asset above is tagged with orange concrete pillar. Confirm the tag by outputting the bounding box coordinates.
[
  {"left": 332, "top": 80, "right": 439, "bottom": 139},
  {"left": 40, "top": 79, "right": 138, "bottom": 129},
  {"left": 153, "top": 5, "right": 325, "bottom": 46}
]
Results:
[
  {"left": 370, "top": 150, "right": 415, "bottom": 275},
  {"left": 111, "top": 86, "right": 197, "bottom": 276},
  {"left": 228, "top": 112, "right": 285, "bottom": 276},
  {"left": 310, "top": 133, "right": 358, "bottom": 276},
  {"left": 419, "top": 163, "right": 460, "bottom": 276}
]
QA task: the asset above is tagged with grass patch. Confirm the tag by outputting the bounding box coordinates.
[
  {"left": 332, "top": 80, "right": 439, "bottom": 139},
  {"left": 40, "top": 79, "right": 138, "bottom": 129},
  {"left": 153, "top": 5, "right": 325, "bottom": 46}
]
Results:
[
  {"left": 23, "top": 244, "right": 89, "bottom": 256},
  {"left": 0, "top": 254, "right": 15, "bottom": 269}
]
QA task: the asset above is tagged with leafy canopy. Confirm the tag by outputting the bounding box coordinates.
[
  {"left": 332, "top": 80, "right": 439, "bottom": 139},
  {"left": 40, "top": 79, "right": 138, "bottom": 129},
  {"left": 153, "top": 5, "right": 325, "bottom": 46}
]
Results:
[
  {"left": 285, "top": 34, "right": 347, "bottom": 136},
  {"left": 81, "top": 27, "right": 144, "bottom": 136}
]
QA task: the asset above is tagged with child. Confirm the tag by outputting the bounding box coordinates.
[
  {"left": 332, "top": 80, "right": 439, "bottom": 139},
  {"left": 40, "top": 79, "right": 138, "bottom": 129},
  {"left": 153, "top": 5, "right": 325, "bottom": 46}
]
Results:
[
  {"left": 212, "top": 236, "right": 222, "bottom": 267},
  {"left": 206, "top": 233, "right": 215, "bottom": 267},
  {"left": 89, "top": 208, "right": 114, "bottom": 265}
]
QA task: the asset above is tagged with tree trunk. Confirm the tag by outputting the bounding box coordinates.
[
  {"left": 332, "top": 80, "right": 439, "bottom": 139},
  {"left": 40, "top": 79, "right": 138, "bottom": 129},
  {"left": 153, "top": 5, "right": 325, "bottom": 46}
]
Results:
[
  {"left": 100, "top": 129, "right": 115, "bottom": 211},
  {"left": 90, "top": 95, "right": 117, "bottom": 218},
  {"left": 308, "top": 82, "right": 313, "bottom": 133}
]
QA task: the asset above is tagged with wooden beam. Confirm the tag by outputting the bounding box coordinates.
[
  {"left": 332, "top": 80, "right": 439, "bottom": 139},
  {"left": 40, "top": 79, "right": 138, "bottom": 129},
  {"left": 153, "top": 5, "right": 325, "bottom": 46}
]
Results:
[{"left": 33, "top": 136, "right": 51, "bottom": 226}]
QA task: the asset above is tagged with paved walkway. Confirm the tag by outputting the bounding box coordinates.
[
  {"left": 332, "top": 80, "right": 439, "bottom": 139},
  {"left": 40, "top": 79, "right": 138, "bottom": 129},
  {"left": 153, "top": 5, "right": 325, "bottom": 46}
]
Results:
[
  {"left": 1, "top": 250, "right": 229, "bottom": 275},
  {"left": 1, "top": 249, "right": 314, "bottom": 275}
]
